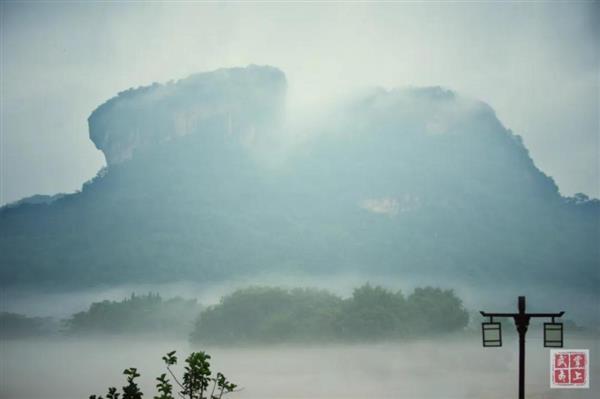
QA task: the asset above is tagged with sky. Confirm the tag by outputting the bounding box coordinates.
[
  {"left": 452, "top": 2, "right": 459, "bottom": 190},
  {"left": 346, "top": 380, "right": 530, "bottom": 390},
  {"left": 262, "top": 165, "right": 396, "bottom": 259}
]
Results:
[{"left": 0, "top": 1, "right": 598, "bottom": 205}]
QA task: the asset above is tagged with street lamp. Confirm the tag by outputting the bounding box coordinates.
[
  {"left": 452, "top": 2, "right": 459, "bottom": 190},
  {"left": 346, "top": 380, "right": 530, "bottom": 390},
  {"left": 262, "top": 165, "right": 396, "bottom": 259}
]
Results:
[
  {"left": 482, "top": 320, "right": 502, "bottom": 347},
  {"left": 480, "top": 296, "right": 564, "bottom": 399},
  {"left": 543, "top": 321, "right": 563, "bottom": 348}
]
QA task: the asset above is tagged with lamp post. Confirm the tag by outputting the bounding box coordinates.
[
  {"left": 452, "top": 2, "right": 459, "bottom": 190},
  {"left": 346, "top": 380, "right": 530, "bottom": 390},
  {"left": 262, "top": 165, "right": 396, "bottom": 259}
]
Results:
[{"left": 480, "top": 296, "right": 564, "bottom": 399}]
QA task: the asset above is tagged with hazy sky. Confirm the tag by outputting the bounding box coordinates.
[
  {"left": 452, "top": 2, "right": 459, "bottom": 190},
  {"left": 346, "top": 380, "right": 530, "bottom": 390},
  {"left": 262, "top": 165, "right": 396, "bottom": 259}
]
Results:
[{"left": 1, "top": 1, "right": 598, "bottom": 205}]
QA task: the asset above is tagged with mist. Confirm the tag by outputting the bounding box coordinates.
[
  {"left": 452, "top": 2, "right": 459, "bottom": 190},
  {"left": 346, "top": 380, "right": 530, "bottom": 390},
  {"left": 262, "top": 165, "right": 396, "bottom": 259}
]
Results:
[
  {"left": 2, "top": 336, "right": 598, "bottom": 399},
  {"left": 2, "top": 274, "right": 599, "bottom": 327}
]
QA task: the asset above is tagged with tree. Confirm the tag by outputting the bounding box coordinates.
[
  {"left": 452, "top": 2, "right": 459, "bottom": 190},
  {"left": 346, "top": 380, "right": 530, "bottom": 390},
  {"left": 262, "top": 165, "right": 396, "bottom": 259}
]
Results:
[
  {"left": 191, "top": 286, "right": 341, "bottom": 343},
  {"left": 190, "top": 284, "right": 471, "bottom": 343},
  {"left": 64, "top": 293, "right": 202, "bottom": 337},
  {"left": 406, "top": 287, "right": 469, "bottom": 334},
  {"left": 336, "top": 283, "right": 407, "bottom": 340},
  {"left": 89, "top": 350, "right": 238, "bottom": 399}
]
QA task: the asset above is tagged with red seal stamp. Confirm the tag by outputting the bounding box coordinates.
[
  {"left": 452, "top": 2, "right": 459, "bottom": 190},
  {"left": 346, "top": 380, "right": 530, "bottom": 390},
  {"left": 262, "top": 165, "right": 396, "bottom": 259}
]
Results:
[{"left": 550, "top": 350, "right": 589, "bottom": 388}]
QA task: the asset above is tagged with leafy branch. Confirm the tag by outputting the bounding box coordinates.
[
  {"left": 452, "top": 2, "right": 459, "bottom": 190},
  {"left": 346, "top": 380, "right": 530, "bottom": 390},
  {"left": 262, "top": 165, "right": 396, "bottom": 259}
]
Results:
[{"left": 89, "top": 350, "right": 239, "bottom": 399}]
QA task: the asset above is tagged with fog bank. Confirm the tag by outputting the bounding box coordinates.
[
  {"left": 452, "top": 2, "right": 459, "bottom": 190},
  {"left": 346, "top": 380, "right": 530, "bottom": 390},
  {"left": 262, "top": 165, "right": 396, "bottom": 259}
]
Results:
[{"left": 1, "top": 336, "right": 597, "bottom": 399}]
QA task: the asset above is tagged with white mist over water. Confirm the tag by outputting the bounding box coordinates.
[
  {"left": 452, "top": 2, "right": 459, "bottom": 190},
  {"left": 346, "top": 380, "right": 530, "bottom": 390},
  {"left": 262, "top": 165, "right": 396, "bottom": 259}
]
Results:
[{"left": 1, "top": 336, "right": 597, "bottom": 399}]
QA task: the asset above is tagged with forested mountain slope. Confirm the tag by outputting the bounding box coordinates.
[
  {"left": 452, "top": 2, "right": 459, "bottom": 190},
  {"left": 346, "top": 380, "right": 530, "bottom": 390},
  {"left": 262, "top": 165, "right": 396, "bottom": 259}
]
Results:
[{"left": 1, "top": 66, "right": 597, "bottom": 299}]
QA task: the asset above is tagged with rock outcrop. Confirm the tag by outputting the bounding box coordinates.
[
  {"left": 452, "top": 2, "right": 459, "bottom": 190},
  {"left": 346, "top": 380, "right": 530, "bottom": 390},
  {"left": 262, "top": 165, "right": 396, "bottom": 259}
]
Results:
[{"left": 88, "top": 65, "right": 286, "bottom": 165}]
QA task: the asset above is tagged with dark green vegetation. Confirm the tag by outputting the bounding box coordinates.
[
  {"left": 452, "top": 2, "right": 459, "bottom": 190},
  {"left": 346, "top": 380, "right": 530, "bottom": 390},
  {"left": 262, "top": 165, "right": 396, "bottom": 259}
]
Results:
[
  {"left": 0, "top": 66, "right": 598, "bottom": 311},
  {"left": 191, "top": 284, "right": 469, "bottom": 344},
  {"left": 0, "top": 312, "right": 58, "bottom": 338},
  {"left": 64, "top": 293, "right": 201, "bottom": 337},
  {"left": 90, "top": 350, "right": 237, "bottom": 399},
  {"left": 2, "top": 285, "right": 469, "bottom": 342}
]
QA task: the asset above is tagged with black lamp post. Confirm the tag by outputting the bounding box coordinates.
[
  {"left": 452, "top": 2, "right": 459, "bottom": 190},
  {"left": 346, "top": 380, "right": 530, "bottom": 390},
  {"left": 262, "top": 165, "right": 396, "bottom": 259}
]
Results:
[{"left": 480, "top": 296, "right": 564, "bottom": 399}]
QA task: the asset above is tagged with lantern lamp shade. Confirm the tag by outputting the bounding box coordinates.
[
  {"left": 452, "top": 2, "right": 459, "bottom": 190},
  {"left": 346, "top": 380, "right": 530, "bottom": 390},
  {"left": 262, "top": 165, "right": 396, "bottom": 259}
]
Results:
[
  {"left": 544, "top": 323, "right": 563, "bottom": 348},
  {"left": 482, "top": 322, "right": 502, "bottom": 347}
]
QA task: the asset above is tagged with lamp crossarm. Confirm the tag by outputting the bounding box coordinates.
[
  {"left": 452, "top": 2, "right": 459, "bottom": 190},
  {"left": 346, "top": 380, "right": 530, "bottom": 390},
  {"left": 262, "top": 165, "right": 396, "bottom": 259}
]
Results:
[
  {"left": 525, "top": 312, "right": 565, "bottom": 318},
  {"left": 480, "top": 311, "right": 564, "bottom": 318},
  {"left": 480, "top": 311, "right": 516, "bottom": 317}
]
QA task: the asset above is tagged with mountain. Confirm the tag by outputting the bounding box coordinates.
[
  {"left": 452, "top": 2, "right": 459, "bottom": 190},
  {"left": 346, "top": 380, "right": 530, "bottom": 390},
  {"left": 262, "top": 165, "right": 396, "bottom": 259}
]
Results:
[{"left": 1, "top": 65, "right": 598, "bottom": 305}]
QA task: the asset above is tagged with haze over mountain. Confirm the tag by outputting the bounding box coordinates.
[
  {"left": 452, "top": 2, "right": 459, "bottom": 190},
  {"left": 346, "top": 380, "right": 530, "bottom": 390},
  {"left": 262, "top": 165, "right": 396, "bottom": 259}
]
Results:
[{"left": 0, "top": 66, "right": 597, "bottom": 319}]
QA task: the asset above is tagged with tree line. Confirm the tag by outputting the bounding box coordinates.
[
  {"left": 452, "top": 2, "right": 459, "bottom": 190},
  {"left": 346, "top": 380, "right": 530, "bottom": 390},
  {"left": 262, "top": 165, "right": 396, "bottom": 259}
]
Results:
[
  {"left": 2, "top": 285, "right": 469, "bottom": 343},
  {"left": 65, "top": 293, "right": 201, "bottom": 337},
  {"left": 191, "top": 284, "right": 469, "bottom": 343}
]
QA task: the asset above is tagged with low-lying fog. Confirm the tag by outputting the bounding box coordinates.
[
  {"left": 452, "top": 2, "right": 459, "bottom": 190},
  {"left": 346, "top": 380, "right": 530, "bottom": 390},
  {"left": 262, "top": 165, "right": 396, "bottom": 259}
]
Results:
[
  {"left": 1, "top": 335, "right": 597, "bottom": 399},
  {"left": 4, "top": 275, "right": 599, "bottom": 326}
]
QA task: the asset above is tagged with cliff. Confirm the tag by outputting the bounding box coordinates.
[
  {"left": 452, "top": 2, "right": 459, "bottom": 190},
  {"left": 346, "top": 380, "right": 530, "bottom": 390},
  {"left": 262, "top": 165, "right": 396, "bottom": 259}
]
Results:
[{"left": 88, "top": 65, "right": 286, "bottom": 165}]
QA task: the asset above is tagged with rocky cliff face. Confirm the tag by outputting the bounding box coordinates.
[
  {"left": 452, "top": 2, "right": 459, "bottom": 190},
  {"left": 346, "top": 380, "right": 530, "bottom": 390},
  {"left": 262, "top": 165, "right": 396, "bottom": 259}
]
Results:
[{"left": 88, "top": 65, "right": 286, "bottom": 165}]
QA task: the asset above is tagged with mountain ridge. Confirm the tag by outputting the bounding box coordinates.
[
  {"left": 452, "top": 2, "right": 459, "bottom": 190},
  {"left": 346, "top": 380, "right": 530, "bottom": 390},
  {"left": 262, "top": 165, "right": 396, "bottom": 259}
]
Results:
[{"left": 1, "top": 66, "right": 597, "bottom": 303}]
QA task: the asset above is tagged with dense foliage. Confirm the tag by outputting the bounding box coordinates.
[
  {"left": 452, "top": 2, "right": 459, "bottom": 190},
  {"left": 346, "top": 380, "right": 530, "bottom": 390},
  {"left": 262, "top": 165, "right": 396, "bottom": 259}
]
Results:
[
  {"left": 191, "top": 284, "right": 469, "bottom": 344},
  {"left": 64, "top": 293, "right": 202, "bottom": 336},
  {"left": 90, "top": 350, "right": 237, "bottom": 399}
]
